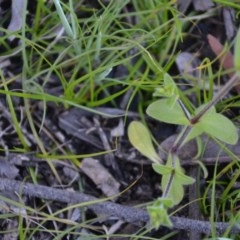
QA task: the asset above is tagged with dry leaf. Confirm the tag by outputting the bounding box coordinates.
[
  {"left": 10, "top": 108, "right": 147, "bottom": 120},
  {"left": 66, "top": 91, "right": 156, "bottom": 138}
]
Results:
[
  {"left": 177, "top": 0, "right": 192, "bottom": 13},
  {"left": 207, "top": 34, "right": 234, "bottom": 70},
  {"left": 176, "top": 52, "right": 201, "bottom": 78},
  {"left": 223, "top": 8, "right": 236, "bottom": 40},
  {"left": 0, "top": 161, "right": 19, "bottom": 179},
  {"left": 193, "top": 0, "right": 214, "bottom": 11},
  {"left": 2, "top": 218, "right": 18, "bottom": 240},
  {"left": 81, "top": 158, "right": 120, "bottom": 197},
  {"left": 207, "top": 34, "right": 240, "bottom": 93},
  {"left": 111, "top": 119, "right": 124, "bottom": 137},
  {"left": 63, "top": 166, "right": 79, "bottom": 182},
  {"left": 7, "top": 0, "right": 25, "bottom": 41},
  {"left": 159, "top": 133, "right": 240, "bottom": 164}
]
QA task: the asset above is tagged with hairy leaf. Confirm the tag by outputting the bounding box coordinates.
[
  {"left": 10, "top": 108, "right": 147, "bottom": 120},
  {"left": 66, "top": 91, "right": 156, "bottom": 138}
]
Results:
[
  {"left": 152, "top": 164, "right": 172, "bottom": 175},
  {"left": 154, "top": 73, "right": 178, "bottom": 98},
  {"left": 153, "top": 156, "right": 195, "bottom": 205},
  {"left": 184, "top": 125, "right": 204, "bottom": 143},
  {"left": 198, "top": 112, "right": 238, "bottom": 145},
  {"left": 128, "top": 121, "right": 162, "bottom": 163},
  {"left": 186, "top": 106, "right": 238, "bottom": 145},
  {"left": 161, "top": 173, "right": 185, "bottom": 205},
  {"left": 175, "top": 169, "right": 196, "bottom": 185},
  {"left": 147, "top": 198, "right": 173, "bottom": 228},
  {"left": 147, "top": 99, "right": 189, "bottom": 125}
]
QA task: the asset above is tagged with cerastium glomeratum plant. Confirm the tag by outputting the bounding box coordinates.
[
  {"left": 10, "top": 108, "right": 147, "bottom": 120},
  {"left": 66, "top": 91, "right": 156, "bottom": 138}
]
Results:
[{"left": 128, "top": 29, "right": 240, "bottom": 228}]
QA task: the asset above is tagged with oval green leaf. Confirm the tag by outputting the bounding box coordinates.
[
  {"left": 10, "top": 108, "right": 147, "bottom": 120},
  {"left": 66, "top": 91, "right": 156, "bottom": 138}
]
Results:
[
  {"left": 196, "top": 113, "right": 238, "bottom": 145},
  {"left": 175, "top": 169, "right": 196, "bottom": 185},
  {"left": 152, "top": 163, "right": 172, "bottom": 175},
  {"left": 146, "top": 99, "right": 190, "bottom": 125},
  {"left": 128, "top": 121, "right": 162, "bottom": 163},
  {"left": 162, "top": 174, "right": 184, "bottom": 205}
]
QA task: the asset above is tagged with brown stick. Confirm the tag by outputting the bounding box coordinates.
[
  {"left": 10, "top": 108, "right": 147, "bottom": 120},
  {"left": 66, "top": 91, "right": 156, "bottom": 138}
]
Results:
[{"left": 0, "top": 177, "right": 239, "bottom": 235}]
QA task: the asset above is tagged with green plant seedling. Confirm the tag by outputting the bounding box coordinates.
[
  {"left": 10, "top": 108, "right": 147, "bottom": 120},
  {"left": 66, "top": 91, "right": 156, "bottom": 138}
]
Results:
[
  {"left": 128, "top": 121, "right": 162, "bottom": 164},
  {"left": 153, "top": 73, "right": 179, "bottom": 107},
  {"left": 152, "top": 155, "right": 195, "bottom": 205},
  {"left": 127, "top": 28, "right": 240, "bottom": 233},
  {"left": 127, "top": 120, "right": 195, "bottom": 227},
  {"left": 147, "top": 197, "right": 173, "bottom": 228}
]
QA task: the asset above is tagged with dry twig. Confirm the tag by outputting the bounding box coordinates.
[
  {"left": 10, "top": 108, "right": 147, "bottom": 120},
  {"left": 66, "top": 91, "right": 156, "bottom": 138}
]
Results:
[{"left": 0, "top": 177, "right": 239, "bottom": 235}]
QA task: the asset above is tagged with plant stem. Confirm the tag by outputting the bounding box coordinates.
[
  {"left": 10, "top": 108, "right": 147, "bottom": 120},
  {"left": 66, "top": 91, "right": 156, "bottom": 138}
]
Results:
[
  {"left": 162, "top": 73, "right": 240, "bottom": 200},
  {"left": 191, "top": 73, "right": 239, "bottom": 123},
  {"left": 162, "top": 171, "right": 174, "bottom": 198},
  {"left": 170, "top": 125, "right": 191, "bottom": 156},
  {"left": 178, "top": 99, "right": 191, "bottom": 120}
]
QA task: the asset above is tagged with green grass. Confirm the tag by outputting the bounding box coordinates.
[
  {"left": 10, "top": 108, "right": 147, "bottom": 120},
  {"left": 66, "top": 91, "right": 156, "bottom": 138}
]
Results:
[{"left": 0, "top": 0, "right": 240, "bottom": 239}]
